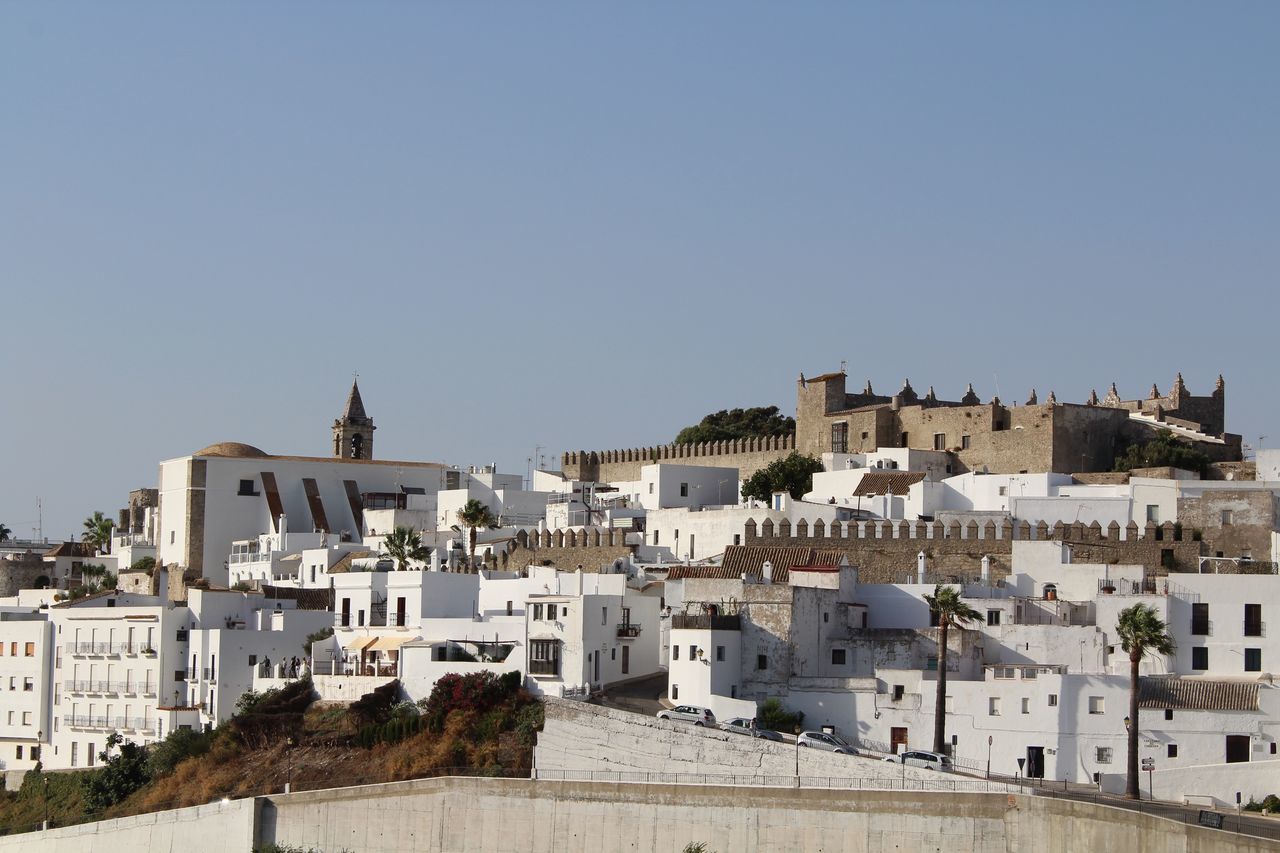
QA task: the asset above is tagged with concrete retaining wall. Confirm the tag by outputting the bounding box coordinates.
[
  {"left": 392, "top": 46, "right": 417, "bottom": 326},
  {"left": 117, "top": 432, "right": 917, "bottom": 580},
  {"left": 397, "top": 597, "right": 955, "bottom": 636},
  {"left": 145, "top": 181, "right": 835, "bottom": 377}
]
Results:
[
  {"left": 0, "top": 799, "right": 256, "bottom": 853},
  {"left": 534, "top": 697, "right": 945, "bottom": 784},
  {"left": 3, "top": 776, "right": 1277, "bottom": 853}
]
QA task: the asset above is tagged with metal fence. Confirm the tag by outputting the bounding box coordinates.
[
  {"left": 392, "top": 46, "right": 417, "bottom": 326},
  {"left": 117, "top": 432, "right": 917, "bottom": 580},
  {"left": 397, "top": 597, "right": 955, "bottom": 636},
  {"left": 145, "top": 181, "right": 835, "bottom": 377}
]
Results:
[
  {"left": 1030, "top": 783, "right": 1280, "bottom": 842},
  {"left": 531, "top": 768, "right": 1017, "bottom": 793}
]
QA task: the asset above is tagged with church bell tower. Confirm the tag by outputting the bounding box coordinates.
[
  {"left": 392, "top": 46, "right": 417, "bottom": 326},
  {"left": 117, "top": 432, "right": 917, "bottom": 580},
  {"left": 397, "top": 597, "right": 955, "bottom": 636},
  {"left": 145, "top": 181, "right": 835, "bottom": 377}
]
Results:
[{"left": 333, "top": 379, "right": 375, "bottom": 459}]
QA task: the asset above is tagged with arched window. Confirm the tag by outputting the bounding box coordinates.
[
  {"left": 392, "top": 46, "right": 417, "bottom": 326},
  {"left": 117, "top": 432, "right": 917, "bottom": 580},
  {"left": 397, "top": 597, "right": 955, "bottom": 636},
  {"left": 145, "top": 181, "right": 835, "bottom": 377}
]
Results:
[{"left": 350, "top": 433, "right": 364, "bottom": 459}]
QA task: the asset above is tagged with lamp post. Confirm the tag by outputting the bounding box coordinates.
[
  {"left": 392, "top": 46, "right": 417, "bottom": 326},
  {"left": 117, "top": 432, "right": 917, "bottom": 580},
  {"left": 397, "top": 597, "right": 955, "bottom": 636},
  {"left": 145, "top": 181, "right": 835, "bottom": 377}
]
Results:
[
  {"left": 986, "top": 735, "right": 993, "bottom": 779},
  {"left": 42, "top": 772, "right": 49, "bottom": 831},
  {"left": 285, "top": 736, "right": 295, "bottom": 793}
]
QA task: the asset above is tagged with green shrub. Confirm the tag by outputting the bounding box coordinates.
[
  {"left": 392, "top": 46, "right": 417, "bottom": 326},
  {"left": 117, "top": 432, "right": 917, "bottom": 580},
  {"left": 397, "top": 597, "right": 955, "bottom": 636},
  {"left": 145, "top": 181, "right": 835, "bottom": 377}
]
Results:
[{"left": 757, "top": 698, "right": 804, "bottom": 733}]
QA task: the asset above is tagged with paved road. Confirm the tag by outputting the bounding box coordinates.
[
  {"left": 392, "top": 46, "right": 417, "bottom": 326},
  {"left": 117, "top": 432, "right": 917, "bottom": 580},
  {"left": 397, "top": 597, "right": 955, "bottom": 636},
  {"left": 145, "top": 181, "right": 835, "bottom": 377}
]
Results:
[{"left": 591, "top": 672, "right": 668, "bottom": 717}]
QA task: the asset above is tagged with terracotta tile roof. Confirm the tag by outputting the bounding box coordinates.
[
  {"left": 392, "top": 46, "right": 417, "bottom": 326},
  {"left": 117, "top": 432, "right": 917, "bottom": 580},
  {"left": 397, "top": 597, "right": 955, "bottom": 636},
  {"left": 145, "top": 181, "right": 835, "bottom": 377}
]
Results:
[
  {"left": 666, "top": 544, "right": 844, "bottom": 584},
  {"left": 805, "top": 372, "right": 847, "bottom": 384},
  {"left": 44, "top": 541, "right": 97, "bottom": 558},
  {"left": 1139, "top": 677, "right": 1260, "bottom": 712},
  {"left": 327, "top": 550, "right": 373, "bottom": 574},
  {"left": 851, "top": 471, "right": 927, "bottom": 497}
]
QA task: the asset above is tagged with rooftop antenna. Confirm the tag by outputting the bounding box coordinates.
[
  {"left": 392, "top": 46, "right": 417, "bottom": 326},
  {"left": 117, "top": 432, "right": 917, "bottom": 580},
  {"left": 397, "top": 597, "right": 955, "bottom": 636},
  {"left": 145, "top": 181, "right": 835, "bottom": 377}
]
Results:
[{"left": 36, "top": 496, "right": 42, "bottom": 543}]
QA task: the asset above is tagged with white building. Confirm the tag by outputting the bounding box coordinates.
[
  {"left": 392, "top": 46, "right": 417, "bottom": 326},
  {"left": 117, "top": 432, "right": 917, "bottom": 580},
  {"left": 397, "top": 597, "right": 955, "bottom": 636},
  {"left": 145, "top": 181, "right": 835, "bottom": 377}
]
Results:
[{"left": 0, "top": 610, "right": 54, "bottom": 776}]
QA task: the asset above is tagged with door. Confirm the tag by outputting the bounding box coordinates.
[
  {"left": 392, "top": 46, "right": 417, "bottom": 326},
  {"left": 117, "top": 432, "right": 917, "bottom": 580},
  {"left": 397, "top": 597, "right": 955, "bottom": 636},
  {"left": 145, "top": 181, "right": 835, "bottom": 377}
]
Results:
[
  {"left": 593, "top": 651, "right": 600, "bottom": 683},
  {"left": 396, "top": 597, "right": 406, "bottom": 627},
  {"left": 1026, "top": 746, "right": 1045, "bottom": 778},
  {"left": 341, "top": 598, "right": 351, "bottom": 627},
  {"left": 1226, "top": 735, "right": 1251, "bottom": 763},
  {"left": 622, "top": 645, "right": 630, "bottom": 675},
  {"left": 891, "top": 727, "right": 908, "bottom": 754}
]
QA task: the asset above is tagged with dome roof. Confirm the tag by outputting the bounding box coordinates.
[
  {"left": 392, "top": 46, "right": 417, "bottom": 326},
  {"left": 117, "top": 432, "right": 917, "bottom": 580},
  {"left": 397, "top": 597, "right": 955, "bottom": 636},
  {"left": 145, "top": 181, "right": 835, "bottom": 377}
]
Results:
[{"left": 194, "top": 441, "right": 269, "bottom": 458}]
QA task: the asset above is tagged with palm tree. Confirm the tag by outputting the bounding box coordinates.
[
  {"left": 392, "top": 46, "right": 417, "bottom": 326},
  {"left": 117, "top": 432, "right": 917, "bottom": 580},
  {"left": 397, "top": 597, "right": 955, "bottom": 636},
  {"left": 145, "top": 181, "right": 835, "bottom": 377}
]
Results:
[
  {"left": 381, "top": 525, "right": 430, "bottom": 571},
  {"left": 82, "top": 511, "right": 114, "bottom": 555},
  {"left": 924, "top": 583, "right": 981, "bottom": 755},
  {"left": 456, "top": 499, "right": 496, "bottom": 568},
  {"left": 0, "top": 522, "right": 10, "bottom": 543},
  {"left": 1116, "top": 603, "right": 1175, "bottom": 800}
]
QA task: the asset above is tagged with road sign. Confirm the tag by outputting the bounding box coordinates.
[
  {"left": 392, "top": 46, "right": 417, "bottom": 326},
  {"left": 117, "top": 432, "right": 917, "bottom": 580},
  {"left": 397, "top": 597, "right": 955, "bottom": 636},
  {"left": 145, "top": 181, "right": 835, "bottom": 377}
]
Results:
[{"left": 1141, "top": 758, "right": 1155, "bottom": 770}]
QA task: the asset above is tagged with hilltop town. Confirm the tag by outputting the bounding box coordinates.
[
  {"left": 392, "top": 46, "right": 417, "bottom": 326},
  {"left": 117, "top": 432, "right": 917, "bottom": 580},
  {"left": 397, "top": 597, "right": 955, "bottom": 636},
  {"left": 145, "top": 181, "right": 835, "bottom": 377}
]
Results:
[{"left": 3, "top": 368, "right": 1279, "bottom": 843}]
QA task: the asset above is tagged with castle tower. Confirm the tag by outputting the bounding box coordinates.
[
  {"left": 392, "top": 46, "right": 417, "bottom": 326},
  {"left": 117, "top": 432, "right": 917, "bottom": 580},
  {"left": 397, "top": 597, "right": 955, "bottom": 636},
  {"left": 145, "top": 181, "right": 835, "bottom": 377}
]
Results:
[{"left": 332, "top": 379, "right": 375, "bottom": 460}]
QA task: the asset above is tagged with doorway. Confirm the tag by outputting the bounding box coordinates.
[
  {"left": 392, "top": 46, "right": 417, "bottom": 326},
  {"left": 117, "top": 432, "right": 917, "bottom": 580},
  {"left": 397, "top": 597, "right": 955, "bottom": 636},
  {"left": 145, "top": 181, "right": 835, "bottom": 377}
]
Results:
[
  {"left": 621, "top": 645, "right": 630, "bottom": 675},
  {"left": 1025, "top": 746, "right": 1045, "bottom": 778},
  {"left": 1226, "top": 735, "right": 1251, "bottom": 763},
  {"left": 891, "top": 727, "right": 908, "bottom": 754},
  {"left": 593, "top": 651, "right": 600, "bottom": 683}
]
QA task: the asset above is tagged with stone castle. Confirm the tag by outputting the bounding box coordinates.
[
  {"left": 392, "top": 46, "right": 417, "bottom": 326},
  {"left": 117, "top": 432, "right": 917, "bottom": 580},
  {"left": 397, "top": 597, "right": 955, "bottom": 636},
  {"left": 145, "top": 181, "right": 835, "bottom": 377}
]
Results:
[{"left": 563, "top": 369, "right": 1239, "bottom": 482}]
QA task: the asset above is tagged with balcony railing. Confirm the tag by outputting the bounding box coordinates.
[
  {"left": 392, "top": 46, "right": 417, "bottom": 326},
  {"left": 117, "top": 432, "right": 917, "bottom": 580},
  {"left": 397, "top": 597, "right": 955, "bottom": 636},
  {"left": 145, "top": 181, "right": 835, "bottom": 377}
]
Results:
[
  {"left": 616, "top": 623, "right": 642, "bottom": 639},
  {"left": 63, "top": 680, "right": 153, "bottom": 694},
  {"left": 202, "top": 668, "right": 217, "bottom": 683},
  {"left": 1245, "top": 621, "right": 1266, "bottom": 638},
  {"left": 64, "top": 642, "right": 156, "bottom": 656},
  {"left": 64, "top": 715, "right": 157, "bottom": 734},
  {"left": 528, "top": 660, "right": 559, "bottom": 676}
]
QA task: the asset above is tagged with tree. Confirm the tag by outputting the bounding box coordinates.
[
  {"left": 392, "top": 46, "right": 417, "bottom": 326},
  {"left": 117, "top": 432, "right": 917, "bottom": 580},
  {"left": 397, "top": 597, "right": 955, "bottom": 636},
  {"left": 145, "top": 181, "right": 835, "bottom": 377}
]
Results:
[
  {"left": 456, "top": 499, "right": 496, "bottom": 568},
  {"left": 740, "top": 452, "right": 824, "bottom": 504},
  {"left": 0, "top": 522, "right": 10, "bottom": 542},
  {"left": 1116, "top": 604, "right": 1175, "bottom": 800},
  {"left": 675, "top": 406, "right": 795, "bottom": 445},
  {"left": 924, "top": 584, "right": 981, "bottom": 755},
  {"left": 82, "top": 511, "right": 114, "bottom": 555},
  {"left": 381, "top": 525, "right": 430, "bottom": 571},
  {"left": 81, "top": 733, "right": 149, "bottom": 813},
  {"left": 1113, "top": 430, "right": 1211, "bottom": 476}
]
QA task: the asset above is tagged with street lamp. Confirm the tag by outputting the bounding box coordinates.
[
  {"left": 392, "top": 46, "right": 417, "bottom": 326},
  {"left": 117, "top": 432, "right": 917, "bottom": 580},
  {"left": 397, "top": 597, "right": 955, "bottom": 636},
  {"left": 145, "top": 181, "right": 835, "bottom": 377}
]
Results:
[
  {"left": 986, "top": 735, "right": 993, "bottom": 779},
  {"left": 285, "top": 736, "right": 296, "bottom": 793},
  {"left": 42, "top": 773, "right": 49, "bottom": 831}
]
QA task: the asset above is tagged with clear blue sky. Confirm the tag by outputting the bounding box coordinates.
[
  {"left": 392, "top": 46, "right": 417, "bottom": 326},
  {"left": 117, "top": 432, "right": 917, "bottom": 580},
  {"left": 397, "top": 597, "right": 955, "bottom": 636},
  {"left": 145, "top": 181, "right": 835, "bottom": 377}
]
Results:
[{"left": 2, "top": 3, "right": 1277, "bottom": 539}]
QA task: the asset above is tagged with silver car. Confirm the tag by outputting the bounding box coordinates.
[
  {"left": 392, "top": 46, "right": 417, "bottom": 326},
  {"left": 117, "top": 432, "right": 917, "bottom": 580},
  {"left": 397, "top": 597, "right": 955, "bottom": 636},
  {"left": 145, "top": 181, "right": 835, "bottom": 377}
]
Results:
[
  {"left": 656, "top": 705, "right": 715, "bottom": 726},
  {"left": 882, "top": 749, "right": 952, "bottom": 771},
  {"left": 719, "top": 717, "right": 784, "bottom": 741},
  {"left": 796, "top": 730, "right": 856, "bottom": 754}
]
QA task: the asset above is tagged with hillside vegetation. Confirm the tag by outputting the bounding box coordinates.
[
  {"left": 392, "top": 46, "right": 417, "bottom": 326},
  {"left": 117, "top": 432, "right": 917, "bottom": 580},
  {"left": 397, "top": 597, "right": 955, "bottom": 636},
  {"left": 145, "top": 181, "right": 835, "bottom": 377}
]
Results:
[{"left": 0, "top": 672, "right": 542, "bottom": 836}]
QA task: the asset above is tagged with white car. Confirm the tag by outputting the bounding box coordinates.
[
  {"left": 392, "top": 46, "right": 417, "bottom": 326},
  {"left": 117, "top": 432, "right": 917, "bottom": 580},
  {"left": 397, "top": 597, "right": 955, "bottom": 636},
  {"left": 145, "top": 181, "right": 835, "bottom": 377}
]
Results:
[
  {"left": 882, "top": 749, "right": 952, "bottom": 771},
  {"left": 718, "top": 717, "right": 784, "bottom": 741},
  {"left": 656, "top": 705, "right": 715, "bottom": 726},
  {"left": 796, "top": 731, "right": 856, "bottom": 754}
]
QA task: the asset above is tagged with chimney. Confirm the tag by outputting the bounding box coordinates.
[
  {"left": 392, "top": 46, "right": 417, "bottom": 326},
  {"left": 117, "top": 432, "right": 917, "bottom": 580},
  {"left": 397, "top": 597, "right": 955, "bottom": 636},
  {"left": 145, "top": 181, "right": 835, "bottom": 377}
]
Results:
[
  {"left": 917, "top": 550, "right": 926, "bottom": 584},
  {"left": 762, "top": 561, "right": 773, "bottom": 585},
  {"left": 981, "top": 555, "right": 991, "bottom": 583}
]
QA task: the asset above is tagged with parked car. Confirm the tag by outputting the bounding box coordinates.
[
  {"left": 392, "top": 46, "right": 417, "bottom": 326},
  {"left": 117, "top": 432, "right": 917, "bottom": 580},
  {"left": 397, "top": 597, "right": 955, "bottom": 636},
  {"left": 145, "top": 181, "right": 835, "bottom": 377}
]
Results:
[
  {"left": 719, "top": 717, "right": 784, "bottom": 741},
  {"left": 656, "top": 705, "right": 715, "bottom": 726},
  {"left": 796, "top": 731, "right": 856, "bottom": 754},
  {"left": 882, "top": 750, "right": 952, "bottom": 771}
]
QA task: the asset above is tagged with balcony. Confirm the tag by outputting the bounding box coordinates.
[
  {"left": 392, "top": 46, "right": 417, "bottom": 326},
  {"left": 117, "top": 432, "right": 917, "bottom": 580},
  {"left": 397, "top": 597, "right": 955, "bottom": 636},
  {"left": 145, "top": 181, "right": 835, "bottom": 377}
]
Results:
[
  {"left": 616, "top": 623, "right": 642, "bottom": 639},
  {"left": 670, "top": 614, "right": 741, "bottom": 631},
  {"left": 64, "top": 641, "right": 155, "bottom": 656},
  {"left": 64, "top": 715, "right": 157, "bottom": 734},
  {"left": 528, "top": 660, "right": 560, "bottom": 677},
  {"left": 202, "top": 668, "right": 217, "bottom": 683}
]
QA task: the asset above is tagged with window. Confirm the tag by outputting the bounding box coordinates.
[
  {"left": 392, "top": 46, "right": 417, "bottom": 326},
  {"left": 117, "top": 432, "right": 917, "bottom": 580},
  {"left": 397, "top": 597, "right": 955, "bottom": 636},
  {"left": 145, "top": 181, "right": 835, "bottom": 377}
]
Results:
[
  {"left": 24, "top": 643, "right": 34, "bottom": 657},
  {"left": 831, "top": 423, "right": 848, "bottom": 453},
  {"left": 170, "top": 531, "right": 175, "bottom": 545},
  {"left": 987, "top": 610, "right": 1001, "bottom": 626},
  {"left": 547, "top": 604, "right": 558, "bottom": 621},
  {"left": 679, "top": 483, "right": 688, "bottom": 498},
  {"left": 71, "top": 742, "right": 78, "bottom": 767},
  {"left": 22, "top": 711, "right": 31, "bottom": 726},
  {"left": 23, "top": 678, "right": 33, "bottom": 692},
  {"left": 900, "top": 432, "right": 909, "bottom": 447},
  {"left": 1095, "top": 747, "right": 1113, "bottom": 764},
  {"left": 933, "top": 433, "right": 946, "bottom": 451},
  {"left": 945, "top": 695, "right": 955, "bottom": 712},
  {"left": 893, "top": 684, "right": 905, "bottom": 701},
  {"left": 926, "top": 656, "right": 938, "bottom": 671},
  {"left": 1245, "top": 604, "right": 1263, "bottom": 637},
  {"left": 1245, "top": 648, "right": 1262, "bottom": 672},
  {"left": 961, "top": 434, "right": 971, "bottom": 450},
  {"left": 988, "top": 697, "right": 1001, "bottom": 716},
  {"left": 1048, "top": 694, "right": 1058, "bottom": 707},
  {"left": 1191, "top": 647, "right": 1208, "bottom": 670},
  {"left": 237, "top": 479, "right": 257, "bottom": 496},
  {"left": 610, "top": 648, "right": 615, "bottom": 661},
  {"left": 716, "top": 646, "right": 725, "bottom": 662},
  {"left": 998, "top": 486, "right": 1007, "bottom": 497},
  {"left": 1088, "top": 696, "right": 1105, "bottom": 714},
  {"left": 648, "top": 482, "right": 654, "bottom": 495},
  {"left": 532, "top": 604, "right": 544, "bottom": 621},
  {"left": 602, "top": 607, "right": 608, "bottom": 626},
  {"left": 671, "top": 684, "right": 678, "bottom": 700},
  {"left": 1021, "top": 698, "right": 1030, "bottom": 715},
  {"left": 733, "top": 534, "right": 740, "bottom": 546},
  {"left": 1191, "top": 603, "right": 1209, "bottom": 636},
  {"left": 688, "top": 645, "right": 697, "bottom": 660},
  {"left": 506, "top": 601, "right": 513, "bottom": 616},
  {"left": 1168, "top": 744, "right": 1178, "bottom": 758},
  {"left": 1164, "top": 708, "right": 1173, "bottom": 721},
  {"left": 756, "top": 654, "right": 768, "bottom": 670},
  {"left": 861, "top": 431, "right": 869, "bottom": 441},
  {"left": 672, "top": 645, "right": 679, "bottom": 660},
  {"left": 16, "top": 746, "right": 22, "bottom": 759},
  {"left": 831, "top": 649, "right": 846, "bottom": 666},
  {"left": 823, "top": 612, "right": 829, "bottom": 623},
  {"left": 1146, "top": 504, "right": 1160, "bottom": 524},
  {"left": 1221, "top": 509, "right": 1234, "bottom": 525}
]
